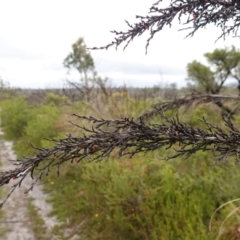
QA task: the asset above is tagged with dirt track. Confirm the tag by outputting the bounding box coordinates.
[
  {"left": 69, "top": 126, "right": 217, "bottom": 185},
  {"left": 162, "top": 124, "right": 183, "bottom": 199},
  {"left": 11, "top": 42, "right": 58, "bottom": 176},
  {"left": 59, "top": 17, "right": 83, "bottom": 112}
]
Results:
[{"left": 0, "top": 130, "right": 60, "bottom": 239}]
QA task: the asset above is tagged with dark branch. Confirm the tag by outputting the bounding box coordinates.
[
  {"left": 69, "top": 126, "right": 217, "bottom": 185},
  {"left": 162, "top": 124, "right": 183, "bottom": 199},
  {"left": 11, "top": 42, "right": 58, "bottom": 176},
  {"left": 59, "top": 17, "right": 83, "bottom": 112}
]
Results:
[
  {"left": 89, "top": 0, "right": 240, "bottom": 53},
  {"left": 1, "top": 93, "right": 240, "bottom": 207},
  {"left": 138, "top": 93, "right": 240, "bottom": 121}
]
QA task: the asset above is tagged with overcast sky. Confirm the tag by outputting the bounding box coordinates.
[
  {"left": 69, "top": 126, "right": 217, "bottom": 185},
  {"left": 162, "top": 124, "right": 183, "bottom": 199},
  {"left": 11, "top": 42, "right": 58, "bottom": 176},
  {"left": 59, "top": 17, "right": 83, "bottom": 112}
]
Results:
[{"left": 0, "top": 0, "right": 240, "bottom": 89}]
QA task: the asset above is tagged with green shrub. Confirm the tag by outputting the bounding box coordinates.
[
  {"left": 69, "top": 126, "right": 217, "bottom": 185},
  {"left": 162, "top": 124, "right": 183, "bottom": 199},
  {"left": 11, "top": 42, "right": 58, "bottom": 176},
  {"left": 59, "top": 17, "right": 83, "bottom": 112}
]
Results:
[
  {"left": 14, "top": 104, "right": 62, "bottom": 157},
  {"left": 44, "top": 154, "right": 240, "bottom": 240},
  {"left": 3, "top": 94, "right": 240, "bottom": 239},
  {"left": 1, "top": 98, "right": 33, "bottom": 139},
  {"left": 46, "top": 92, "right": 68, "bottom": 106}
]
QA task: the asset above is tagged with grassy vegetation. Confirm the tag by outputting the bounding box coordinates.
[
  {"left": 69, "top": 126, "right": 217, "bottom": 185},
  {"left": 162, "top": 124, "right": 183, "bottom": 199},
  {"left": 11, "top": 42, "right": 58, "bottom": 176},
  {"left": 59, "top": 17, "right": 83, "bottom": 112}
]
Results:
[
  {"left": 0, "top": 191, "right": 9, "bottom": 237},
  {"left": 41, "top": 155, "right": 240, "bottom": 240},
  {"left": 0, "top": 137, "right": 13, "bottom": 238},
  {"left": 1, "top": 92, "right": 240, "bottom": 239},
  {"left": 0, "top": 202, "right": 8, "bottom": 238},
  {"left": 26, "top": 197, "right": 49, "bottom": 240}
]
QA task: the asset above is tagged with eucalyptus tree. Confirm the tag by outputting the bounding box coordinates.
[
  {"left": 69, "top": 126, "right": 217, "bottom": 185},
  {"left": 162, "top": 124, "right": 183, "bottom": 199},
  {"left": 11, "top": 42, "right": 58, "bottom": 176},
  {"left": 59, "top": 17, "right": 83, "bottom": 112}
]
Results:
[
  {"left": 187, "top": 46, "right": 240, "bottom": 94},
  {"left": 63, "top": 37, "right": 109, "bottom": 100}
]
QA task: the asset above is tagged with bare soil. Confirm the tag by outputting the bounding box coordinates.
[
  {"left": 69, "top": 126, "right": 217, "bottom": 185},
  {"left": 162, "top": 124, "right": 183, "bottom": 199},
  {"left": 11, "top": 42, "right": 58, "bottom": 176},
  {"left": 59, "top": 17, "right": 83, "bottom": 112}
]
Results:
[{"left": 0, "top": 132, "right": 60, "bottom": 239}]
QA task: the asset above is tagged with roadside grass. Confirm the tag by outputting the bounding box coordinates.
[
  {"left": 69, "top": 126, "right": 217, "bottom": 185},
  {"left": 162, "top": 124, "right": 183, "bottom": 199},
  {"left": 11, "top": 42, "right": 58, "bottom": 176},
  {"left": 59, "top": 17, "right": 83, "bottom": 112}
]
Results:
[
  {"left": 26, "top": 197, "right": 51, "bottom": 240},
  {"left": 27, "top": 197, "right": 75, "bottom": 240},
  {"left": 0, "top": 189, "right": 9, "bottom": 238},
  {"left": 0, "top": 139, "right": 12, "bottom": 237}
]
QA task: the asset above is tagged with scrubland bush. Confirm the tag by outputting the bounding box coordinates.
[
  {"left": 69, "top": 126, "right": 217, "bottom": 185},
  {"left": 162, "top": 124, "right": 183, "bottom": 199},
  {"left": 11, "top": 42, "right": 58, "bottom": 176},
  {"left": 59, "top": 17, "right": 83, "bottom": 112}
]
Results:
[
  {"left": 46, "top": 92, "right": 68, "bottom": 106},
  {"left": 44, "top": 154, "right": 240, "bottom": 240},
  {"left": 1, "top": 93, "right": 240, "bottom": 239},
  {"left": 1, "top": 98, "right": 62, "bottom": 156},
  {"left": 1, "top": 98, "right": 33, "bottom": 139}
]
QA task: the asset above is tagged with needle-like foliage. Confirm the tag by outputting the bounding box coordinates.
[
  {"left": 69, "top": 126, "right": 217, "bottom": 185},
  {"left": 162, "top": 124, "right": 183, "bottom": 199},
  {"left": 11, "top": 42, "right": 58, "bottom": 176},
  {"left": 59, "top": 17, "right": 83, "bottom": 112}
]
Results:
[{"left": 90, "top": 0, "right": 240, "bottom": 53}]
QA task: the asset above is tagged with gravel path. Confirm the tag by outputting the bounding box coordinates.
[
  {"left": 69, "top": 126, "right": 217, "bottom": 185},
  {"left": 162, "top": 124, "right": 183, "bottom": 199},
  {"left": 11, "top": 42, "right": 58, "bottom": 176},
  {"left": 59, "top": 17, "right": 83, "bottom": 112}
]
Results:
[{"left": 0, "top": 131, "right": 60, "bottom": 239}]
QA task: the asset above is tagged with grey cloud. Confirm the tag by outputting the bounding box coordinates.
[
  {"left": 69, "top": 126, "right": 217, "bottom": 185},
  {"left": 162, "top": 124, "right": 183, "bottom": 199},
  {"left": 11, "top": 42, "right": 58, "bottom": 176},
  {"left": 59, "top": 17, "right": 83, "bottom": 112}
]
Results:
[
  {"left": 0, "top": 36, "right": 47, "bottom": 60},
  {"left": 42, "top": 62, "right": 65, "bottom": 71},
  {"left": 96, "top": 58, "right": 186, "bottom": 77}
]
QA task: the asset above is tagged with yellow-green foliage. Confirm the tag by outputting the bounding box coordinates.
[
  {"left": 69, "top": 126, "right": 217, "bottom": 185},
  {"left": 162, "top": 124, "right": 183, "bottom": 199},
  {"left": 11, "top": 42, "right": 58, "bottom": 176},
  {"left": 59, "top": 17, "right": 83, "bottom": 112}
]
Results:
[
  {"left": 82, "top": 91, "right": 157, "bottom": 119},
  {"left": 24, "top": 104, "right": 60, "bottom": 145},
  {"left": 1, "top": 97, "right": 33, "bottom": 139},
  {"left": 46, "top": 92, "right": 68, "bottom": 106},
  {"left": 1, "top": 98, "right": 62, "bottom": 157},
  {"left": 14, "top": 104, "right": 62, "bottom": 157},
  {"left": 44, "top": 155, "right": 240, "bottom": 240},
  {"left": 2, "top": 93, "right": 240, "bottom": 239}
]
